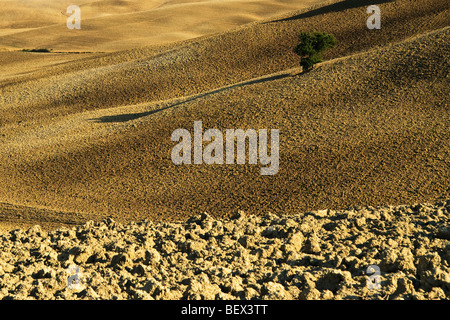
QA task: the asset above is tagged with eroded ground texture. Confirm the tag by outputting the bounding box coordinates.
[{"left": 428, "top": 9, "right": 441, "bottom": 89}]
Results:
[{"left": 0, "top": 200, "right": 449, "bottom": 300}]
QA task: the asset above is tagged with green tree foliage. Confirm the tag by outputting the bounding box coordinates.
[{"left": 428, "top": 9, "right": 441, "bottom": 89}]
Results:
[{"left": 294, "top": 31, "right": 337, "bottom": 72}]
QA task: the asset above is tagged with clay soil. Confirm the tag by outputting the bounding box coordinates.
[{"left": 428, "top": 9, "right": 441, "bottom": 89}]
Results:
[{"left": 0, "top": 0, "right": 449, "bottom": 299}]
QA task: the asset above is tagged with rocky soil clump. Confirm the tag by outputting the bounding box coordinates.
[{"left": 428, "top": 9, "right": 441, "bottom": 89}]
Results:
[{"left": 0, "top": 200, "right": 449, "bottom": 300}]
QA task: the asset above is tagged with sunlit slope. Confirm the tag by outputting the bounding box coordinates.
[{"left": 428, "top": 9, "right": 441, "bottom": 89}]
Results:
[
  {"left": 0, "top": 26, "right": 448, "bottom": 227},
  {"left": 0, "top": 0, "right": 323, "bottom": 51},
  {"left": 0, "top": 0, "right": 448, "bottom": 130}
]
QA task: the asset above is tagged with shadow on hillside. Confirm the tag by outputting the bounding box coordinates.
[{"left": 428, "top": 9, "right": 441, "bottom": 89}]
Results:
[
  {"left": 267, "top": 0, "right": 392, "bottom": 23},
  {"left": 92, "top": 73, "right": 291, "bottom": 123}
]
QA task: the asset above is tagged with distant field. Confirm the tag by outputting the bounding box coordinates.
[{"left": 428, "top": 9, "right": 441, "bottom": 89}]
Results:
[{"left": 0, "top": 0, "right": 323, "bottom": 52}]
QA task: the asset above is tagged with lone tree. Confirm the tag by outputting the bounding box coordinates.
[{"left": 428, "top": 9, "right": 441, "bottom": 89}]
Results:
[{"left": 294, "top": 31, "right": 337, "bottom": 72}]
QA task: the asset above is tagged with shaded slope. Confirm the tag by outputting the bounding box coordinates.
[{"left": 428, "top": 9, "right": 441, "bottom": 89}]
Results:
[{"left": 1, "top": 26, "right": 448, "bottom": 228}]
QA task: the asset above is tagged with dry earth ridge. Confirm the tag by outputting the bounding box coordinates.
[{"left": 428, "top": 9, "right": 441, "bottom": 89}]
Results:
[
  {"left": 0, "top": 0, "right": 449, "bottom": 301},
  {"left": 0, "top": 0, "right": 449, "bottom": 230},
  {"left": 0, "top": 200, "right": 449, "bottom": 300}
]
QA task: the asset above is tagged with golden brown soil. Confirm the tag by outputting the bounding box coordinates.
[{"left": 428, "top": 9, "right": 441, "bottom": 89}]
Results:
[
  {"left": 0, "top": 0, "right": 322, "bottom": 52},
  {"left": 0, "top": 0, "right": 449, "bottom": 231}
]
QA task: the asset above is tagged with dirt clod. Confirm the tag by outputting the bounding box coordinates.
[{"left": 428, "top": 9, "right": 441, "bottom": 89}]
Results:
[{"left": 0, "top": 201, "right": 448, "bottom": 300}]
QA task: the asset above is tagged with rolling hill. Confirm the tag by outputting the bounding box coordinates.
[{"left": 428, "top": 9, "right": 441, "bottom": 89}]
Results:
[{"left": 0, "top": 0, "right": 448, "bottom": 230}]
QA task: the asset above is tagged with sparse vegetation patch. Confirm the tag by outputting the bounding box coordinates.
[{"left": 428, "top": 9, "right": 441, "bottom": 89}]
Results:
[{"left": 21, "top": 48, "right": 53, "bottom": 53}]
